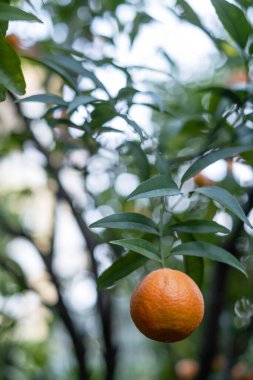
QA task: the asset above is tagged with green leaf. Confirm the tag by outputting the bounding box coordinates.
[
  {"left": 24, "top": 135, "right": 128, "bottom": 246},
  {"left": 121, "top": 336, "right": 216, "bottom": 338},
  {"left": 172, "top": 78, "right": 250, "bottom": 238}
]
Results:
[
  {"left": 67, "top": 95, "right": 96, "bottom": 114},
  {"left": 184, "top": 256, "right": 204, "bottom": 288},
  {"left": 171, "top": 219, "right": 230, "bottom": 234},
  {"left": 155, "top": 154, "right": 172, "bottom": 177},
  {"left": 195, "top": 186, "right": 252, "bottom": 228},
  {"left": 127, "top": 175, "right": 181, "bottom": 201},
  {"left": 46, "top": 55, "right": 109, "bottom": 95},
  {"left": 90, "top": 102, "right": 117, "bottom": 130},
  {"left": 171, "top": 241, "right": 247, "bottom": 276},
  {"left": 110, "top": 238, "right": 161, "bottom": 262},
  {"left": 96, "top": 126, "right": 123, "bottom": 135},
  {"left": 0, "top": 4, "right": 42, "bottom": 23},
  {"left": 97, "top": 252, "right": 148, "bottom": 288},
  {"left": 0, "top": 0, "right": 10, "bottom": 36},
  {"left": 90, "top": 213, "right": 159, "bottom": 235},
  {"left": 211, "top": 0, "right": 252, "bottom": 49},
  {"left": 116, "top": 87, "right": 138, "bottom": 103},
  {"left": 200, "top": 86, "right": 244, "bottom": 104},
  {"left": 16, "top": 94, "right": 68, "bottom": 106},
  {"left": 23, "top": 56, "right": 77, "bottom": 91},
  {"left": 176, "top": 0, "right": 208, "bottom": 33},
  {"left": 46, "top": 118, "right": 87, "bottom": 132},
  {"left": 120, "top": 114, "right": 145, "bottom": 140},
  {"left": 181, "top": 146, "right": 253, "bottom": 184},
  {"left": 0, "top": 84, "right": 6, "bottom": 102},
  {"left": 126, "top": 141, "right": 150, "bottom": 181},
  {"left": 0, "top": 34, "right": 25, "bottom": 95},
  {"left": 129, "top": 12, "right": 154, "bottom": 45}
]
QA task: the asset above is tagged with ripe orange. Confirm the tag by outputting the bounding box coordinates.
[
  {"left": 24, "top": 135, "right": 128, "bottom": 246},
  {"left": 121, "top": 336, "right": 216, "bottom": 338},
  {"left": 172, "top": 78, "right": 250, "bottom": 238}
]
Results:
[
  {"left": 175, "top": 359, "right": 199, "bottom": 380},
  {"left": 130, "top": 269, "right": 204, "bottom": 343},
  {"left": 6, "top": 34, "right": 22, "bottom": 50},
  {"left": 194, "top": 173, "right": 215, "bottom": 187}
]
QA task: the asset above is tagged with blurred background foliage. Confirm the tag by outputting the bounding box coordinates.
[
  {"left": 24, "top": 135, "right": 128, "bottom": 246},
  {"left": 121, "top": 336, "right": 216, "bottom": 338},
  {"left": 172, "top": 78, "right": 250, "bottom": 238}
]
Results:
[{"left": 1, "top": 0, "right": 253, "bottom": 380}]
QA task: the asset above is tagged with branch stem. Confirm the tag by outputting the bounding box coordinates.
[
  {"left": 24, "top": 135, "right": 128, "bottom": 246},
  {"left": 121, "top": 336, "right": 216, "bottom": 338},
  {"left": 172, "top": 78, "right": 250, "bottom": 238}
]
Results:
[{"left": 159, "top": 198, "right": 166, "bottom": 268}]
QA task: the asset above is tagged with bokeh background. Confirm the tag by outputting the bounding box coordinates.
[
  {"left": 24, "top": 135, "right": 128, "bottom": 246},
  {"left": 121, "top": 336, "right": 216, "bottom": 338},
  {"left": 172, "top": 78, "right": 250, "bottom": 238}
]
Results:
[{"left": 1, "top": 0, "right": 253, "bottom": 379}]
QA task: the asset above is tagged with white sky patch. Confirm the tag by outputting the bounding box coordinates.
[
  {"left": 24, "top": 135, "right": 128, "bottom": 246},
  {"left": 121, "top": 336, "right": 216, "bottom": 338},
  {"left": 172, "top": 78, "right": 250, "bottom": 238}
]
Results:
[
  {"left": 95, "top": 66, "right": 127, "bottom": 98},
  {"left": 232, "top": 162, "right": 253, "bottom": 187},
  {"left": 0, "top": 291, "right": 41, "bottom": 319},
  {"left": 7, "top": 238, "right": 45, "bottom": 280},
  {"left": 59, "top": 168, "right": 88, "bottom": 207},
  {"left": 213, "top": 210, "right": 233, "bottom": 233},
  {"left": 86, "top": 172, "right": 111, "bottom": 195},
  {"left": 115, "top": 173, "right": 140, "bottom": 197},
  {"left": 202, "top": 159, "right": 228, "bottom": 182},
  {"left": 65, "top": 276, "right": 97, "bottom": 311},
  {"left": 53, "top": 203, "right": 88, "bottom": 278},
  {"left": 244, "top": 209, "right": 253, "bottom": 236},
  {"left": 0, "top": 152, "right": 46, "bottom": 191}
]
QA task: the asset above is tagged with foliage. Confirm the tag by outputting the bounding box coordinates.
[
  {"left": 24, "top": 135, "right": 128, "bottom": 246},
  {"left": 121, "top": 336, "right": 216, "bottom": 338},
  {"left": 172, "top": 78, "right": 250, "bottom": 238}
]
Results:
[{"left": 1, "top": 0, "right": 253, "bottom": 379}]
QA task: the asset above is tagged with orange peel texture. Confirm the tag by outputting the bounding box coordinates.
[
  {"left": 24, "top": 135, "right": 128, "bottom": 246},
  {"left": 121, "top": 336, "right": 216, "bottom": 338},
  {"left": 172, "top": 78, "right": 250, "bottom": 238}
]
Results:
[{"left": 130, "top": 268, "right": 204, "bottom": 343}]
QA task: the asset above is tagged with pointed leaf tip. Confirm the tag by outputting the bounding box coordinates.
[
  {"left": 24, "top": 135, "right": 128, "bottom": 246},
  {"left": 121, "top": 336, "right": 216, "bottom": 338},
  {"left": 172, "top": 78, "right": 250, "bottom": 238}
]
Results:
[
  {"left": 171, "top": 241, "right": 247, "bottom": 277},
  {"left": 195, "top": 186, "right": 253, "bottom": 229}
]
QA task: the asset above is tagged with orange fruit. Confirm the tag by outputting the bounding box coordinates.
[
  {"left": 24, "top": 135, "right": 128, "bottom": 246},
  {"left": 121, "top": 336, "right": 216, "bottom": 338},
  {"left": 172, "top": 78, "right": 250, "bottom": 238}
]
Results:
[
  {"left": 6, "top": 34, "right": 22, "bottom": 50},
  {"left": 130, "top": 269, "right": 204, "bottom": 342},
  {"left": 175, "top": 359, "right": 199, "bottom": 380},
  {"left": 194, "top": 173, "right": 215, "bottom": 187},
  {"left": 227, "top": 69, "right": 249, "bottom": 85}
]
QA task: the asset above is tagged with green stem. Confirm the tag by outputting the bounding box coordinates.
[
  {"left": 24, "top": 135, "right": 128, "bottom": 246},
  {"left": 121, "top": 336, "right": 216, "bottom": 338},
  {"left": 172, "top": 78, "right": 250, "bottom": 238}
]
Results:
[{"left": 159, "top": 197, "right": 165, "bottom": 268}]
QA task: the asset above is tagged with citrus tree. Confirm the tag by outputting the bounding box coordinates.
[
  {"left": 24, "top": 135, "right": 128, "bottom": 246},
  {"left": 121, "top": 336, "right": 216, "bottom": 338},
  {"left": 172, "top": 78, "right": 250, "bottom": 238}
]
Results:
[{"left": 1, "top": 0, "right": 253, "bottom": 379}]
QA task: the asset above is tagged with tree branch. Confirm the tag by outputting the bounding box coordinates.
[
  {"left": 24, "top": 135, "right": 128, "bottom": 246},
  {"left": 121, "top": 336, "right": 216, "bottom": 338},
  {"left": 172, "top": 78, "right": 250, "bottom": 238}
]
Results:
[
  {"left": 0, "top": 216, "right": 89, "bottom": 380},
  {"left": 9, "top": 93, "right": 117, "bottom": 380}
]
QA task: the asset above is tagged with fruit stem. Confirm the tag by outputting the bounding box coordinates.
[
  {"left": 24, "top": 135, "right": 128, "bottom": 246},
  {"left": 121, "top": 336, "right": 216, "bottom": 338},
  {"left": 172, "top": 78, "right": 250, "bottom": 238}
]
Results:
[{"left": 159, "top": 198, "right": 165, "bottom": 268}]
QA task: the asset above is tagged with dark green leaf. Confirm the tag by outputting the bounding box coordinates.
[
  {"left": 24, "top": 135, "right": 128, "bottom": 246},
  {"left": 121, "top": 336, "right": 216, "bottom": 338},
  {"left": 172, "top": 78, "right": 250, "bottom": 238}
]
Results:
[
  {"left": 126, "top": 141, "right": 150, "bottom": 181},
  {"left": 0, "top": 4, "right": 42, "bottom": 23},
  {"left": 211, "top": 0, "right": 252, "bottom": 49},
  {"left": 46, "top": 55, "right": 109, "bottom": 95},
  {"left": 184, "top": 256, "right": 204, "bottom": 288},
  {"left": 96, "top": 126, "right": 123, "bottom": 135},
  {"left": 129, "top": 12, "right": 154, "bottom": 45},
  {"left": 46, "top": 118, "right": 87, "bottom": 132},
  {"left": 120, "top": 114, "right": 145, "bottom": 140},
  {"left": 90, "top": 213, "right": 159, "bottom": 235},
  {"left": 171, "top": 0, "right": 215, "bottom": 44},
  {"left": 90, "top": 102, "right": 117, "bottom": 129},
  {"left": 171, "top": 219, "right": 229, "bottom": 234},
  {"left": 110, "top": 238, "right": 161, "bottom": 262},
  {"left": 16, "top": 94, "right": 68, "bottom": 106},
  {"left": 0, "top": 34, "right": 25, "bottom": 95},
  {"left": 235, "top": 0, "right": 252, "bottom": 8},
  {"left": 0, "top": 0, "right": 10, "bottom": 36},
  {"left": 171, "top": 241, "right": 247, "bottom": 276},
  {"left": 195, "top": 186, "right": 252, "bottom": 228},
  {"left": 97, "top": 252, "right": 148, "bottom": 288},
  {"left": 127, "top": 175, "right": 181, "bottom": 201},
  {"left": 248, "top": 41, "right": 253, "bottom": 56},
  {"left": 155, "top": 154, "right": 172, "bottom": 176},
  {"left": 182, "top": 146, "right": 253, "bottom": 184},
  {"left": 0, "top": 84, "right": 6, "bottom": 102},
  {"left": 116, "top": 87, "right": 138, "bottom": 103},
  {"left": 67, "top": 95, "right": 96, "bottom": 114},
  {"left": 23, "top": 56, "right": 77, "bottom": 91},
  {"left": 200, "top": 86, "right": 243, "bottom": 104},
  {"left": 176, "top": 0, "right": 206, "bottom": 31}
]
